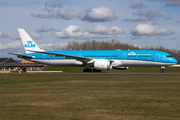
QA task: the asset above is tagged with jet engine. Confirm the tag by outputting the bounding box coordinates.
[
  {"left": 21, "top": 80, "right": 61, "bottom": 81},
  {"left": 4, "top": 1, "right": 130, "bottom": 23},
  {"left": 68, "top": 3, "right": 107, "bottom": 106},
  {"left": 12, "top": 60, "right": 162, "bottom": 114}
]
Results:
[{"left": 94, "top": 60, "right": 113, "bottom": 70}]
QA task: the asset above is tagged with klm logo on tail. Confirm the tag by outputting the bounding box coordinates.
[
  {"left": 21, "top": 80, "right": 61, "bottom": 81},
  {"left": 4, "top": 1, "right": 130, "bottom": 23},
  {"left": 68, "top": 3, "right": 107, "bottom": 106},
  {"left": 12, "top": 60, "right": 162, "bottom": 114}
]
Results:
[{"left": 24, "top": 40, "right": 36, "bottom": 48}]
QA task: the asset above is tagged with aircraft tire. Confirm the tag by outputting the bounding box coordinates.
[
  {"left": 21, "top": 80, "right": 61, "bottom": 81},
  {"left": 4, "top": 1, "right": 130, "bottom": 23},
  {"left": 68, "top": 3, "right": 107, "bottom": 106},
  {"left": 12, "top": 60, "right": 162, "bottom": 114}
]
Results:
[
  {"left": 160, "top": 69, "right": 164, "bottom": 73},
  {"left": 93, "top": 69, "right": 102, "bottom": 72},
  {"left": 83, "top": 68, "right": 92, "bottom": 72}
]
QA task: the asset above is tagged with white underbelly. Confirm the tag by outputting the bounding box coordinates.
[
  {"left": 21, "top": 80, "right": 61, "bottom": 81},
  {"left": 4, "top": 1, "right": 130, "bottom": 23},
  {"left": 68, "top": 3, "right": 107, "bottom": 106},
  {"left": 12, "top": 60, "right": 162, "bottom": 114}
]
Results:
[
  {"left": 121, "top": 60, "right": 175, "bottom": 67},
  {"left": 30, "top": 59, "right": 83, "bottom": 66}
]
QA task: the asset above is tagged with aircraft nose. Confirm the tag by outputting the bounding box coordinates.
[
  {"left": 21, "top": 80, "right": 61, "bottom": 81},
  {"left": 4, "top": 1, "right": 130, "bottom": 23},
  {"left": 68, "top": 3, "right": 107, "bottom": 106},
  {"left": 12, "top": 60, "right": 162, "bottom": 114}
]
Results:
[{"left": 173, "top": 58, "right": 178, "bottom": 63}]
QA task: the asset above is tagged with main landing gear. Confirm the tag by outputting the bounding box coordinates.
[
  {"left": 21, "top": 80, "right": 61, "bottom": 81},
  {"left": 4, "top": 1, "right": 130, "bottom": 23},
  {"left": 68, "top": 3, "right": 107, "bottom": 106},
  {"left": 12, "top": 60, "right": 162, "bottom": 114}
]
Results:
[{"left": 83, "top": 68, "right": 101, "bottom": 72}]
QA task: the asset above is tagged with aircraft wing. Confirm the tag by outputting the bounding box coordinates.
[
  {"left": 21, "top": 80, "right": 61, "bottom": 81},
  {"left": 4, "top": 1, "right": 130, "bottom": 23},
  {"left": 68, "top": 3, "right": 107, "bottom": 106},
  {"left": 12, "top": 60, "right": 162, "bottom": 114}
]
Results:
[
  {"left": 8, "top": 53, "right": 33, "bottom": 59},
  {"left": 27, "top": 50, "right": 95, "bottom": 63}
]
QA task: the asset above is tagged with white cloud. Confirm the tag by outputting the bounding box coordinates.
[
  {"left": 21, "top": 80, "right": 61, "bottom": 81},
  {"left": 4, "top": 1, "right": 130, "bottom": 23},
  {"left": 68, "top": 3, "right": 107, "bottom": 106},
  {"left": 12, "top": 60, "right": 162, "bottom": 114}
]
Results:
[
  {"left": 44, "top": 2, "right": 63, "bottom": 13},
  {"left": 45, "top": 2, "right": 63, "bottom": 8},
  {"left": 52, "top": 25, "right": 123, "bottom": 39},
  {"left": 91, "top": 24, "right": 124, "bottom": 35},
  {"left": 0, "top": 28, "right": 64, "bottom": 42},
  {"left": 40, "top": 42, "right": 67, "bottom": 50},
  {"left": 81, "top": 6, "right": 119, "bottom": 22},
  {"left": 31, "top": 13, "right": 54, "bottom": 19},
  {"left": 9, "top": 35, "right": 21, "bottom": 40},
  {"left": 52, "top": 25, "right": 84, "bottom": 39},
  {"left": 55, "top": 9, "right": 83, "bottom": 20},
  {"left": 0, "top": 30, "right": 42, "bottom": 40},
  {"left": 130, "top": 23, "right": 174, "bottom": 39},
  {"left": 130, "top": 2, "right": 147, "bottom": 9},
  {"left": 36, "top": 26, "right": 54, "bottom": 32},
  {"left": 32, "top": 9, "right": 83, "bottom": 20},
  {"left": 0, "top": 31, "right": 20, "bottom": 40},
  {"left": 31, "top": 2, "right": 82, "bottom": 20},
  {"left": 0, "top": 31, "right": 9, "bottom": 38},
  {"left": 151, "top": 0, "right": 180, "bottom": 7},
  {"left": 134, "top": 44, "right": 143, "bottom": 49},
  {"left": 166, "top": 0, "right": 180, "bottom": 7},
  {"left": 122, "top": 10, "right": 164, "bottom": 22},
  {"left": 0, "top": 42, "right": 24, "bottom": 53},
  {"left": 29, "top": 32, "right": 43, "bottom": 39},
  {"left": 0, "top": 42, "right": 24, "bottom": 58}
]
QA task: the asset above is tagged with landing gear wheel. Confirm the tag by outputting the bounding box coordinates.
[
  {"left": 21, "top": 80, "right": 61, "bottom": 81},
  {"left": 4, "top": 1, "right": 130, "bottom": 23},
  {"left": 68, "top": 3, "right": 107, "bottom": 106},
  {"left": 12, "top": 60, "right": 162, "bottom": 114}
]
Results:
[
  {"left": 93, "top": 69, "right": 102, "bottom": 72},
  {"left": 160, "top": 69, "right": 164, "bottom": 73},
  {"left": 83, "top": 68, "right": 92, "bottom": 72}
]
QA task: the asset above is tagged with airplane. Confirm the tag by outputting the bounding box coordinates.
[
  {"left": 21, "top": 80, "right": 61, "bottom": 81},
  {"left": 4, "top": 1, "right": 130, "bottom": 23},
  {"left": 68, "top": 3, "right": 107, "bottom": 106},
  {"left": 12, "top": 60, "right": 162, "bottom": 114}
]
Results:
[{"left": 9, "top": 28, "right": 178, "bottom": 73}]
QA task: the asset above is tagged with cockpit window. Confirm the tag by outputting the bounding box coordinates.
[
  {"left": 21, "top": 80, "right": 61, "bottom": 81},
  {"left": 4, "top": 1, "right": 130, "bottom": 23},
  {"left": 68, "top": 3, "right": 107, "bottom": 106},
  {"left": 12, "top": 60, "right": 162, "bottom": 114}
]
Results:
[{"left": 167, "top": 55, "right": 173, "bottom": 57}]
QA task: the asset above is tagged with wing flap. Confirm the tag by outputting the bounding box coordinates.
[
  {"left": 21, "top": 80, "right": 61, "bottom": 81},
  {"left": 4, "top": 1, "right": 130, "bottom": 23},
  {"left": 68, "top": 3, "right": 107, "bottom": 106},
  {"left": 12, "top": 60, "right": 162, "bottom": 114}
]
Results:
[{"left": 8, "top": 53, "right": 33, "bottom": 59}]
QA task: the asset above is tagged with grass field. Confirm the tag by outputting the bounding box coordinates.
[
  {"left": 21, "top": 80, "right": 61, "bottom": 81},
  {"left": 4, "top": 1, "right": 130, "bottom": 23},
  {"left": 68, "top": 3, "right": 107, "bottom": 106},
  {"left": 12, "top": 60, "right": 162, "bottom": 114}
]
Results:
[{"left": 0, "top": 74, "right": 180, "bottom": 120}]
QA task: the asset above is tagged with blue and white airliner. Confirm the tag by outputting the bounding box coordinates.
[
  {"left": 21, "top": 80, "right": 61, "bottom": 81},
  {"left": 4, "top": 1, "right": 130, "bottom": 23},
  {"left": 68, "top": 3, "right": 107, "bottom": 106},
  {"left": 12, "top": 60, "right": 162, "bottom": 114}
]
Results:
[{"left": 9, "top": 29, "right": 178, "bottom": 73}]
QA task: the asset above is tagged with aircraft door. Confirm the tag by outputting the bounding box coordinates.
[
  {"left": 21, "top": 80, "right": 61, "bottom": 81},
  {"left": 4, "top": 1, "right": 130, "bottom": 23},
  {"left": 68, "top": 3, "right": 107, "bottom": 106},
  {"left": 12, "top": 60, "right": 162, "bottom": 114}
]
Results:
[
  {"left": 155, "top": 53, "right": 160, "bottom": 61},
  {"left": 122, "top": 53, "right": 126, "bottom": 60}
]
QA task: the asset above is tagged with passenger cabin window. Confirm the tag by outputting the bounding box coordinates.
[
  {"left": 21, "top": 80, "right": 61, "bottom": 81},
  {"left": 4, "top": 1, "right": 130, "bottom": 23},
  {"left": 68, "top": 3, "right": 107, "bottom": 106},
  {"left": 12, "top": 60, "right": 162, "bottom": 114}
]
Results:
[
  {"left": 84, "top": 55, "right": 118, "bottom": 57},
  {"left": 167, "top": 55, "right": 173, "bottom": 57},
  {"left": 137, "top": 55, "right": 151, "bottom": 57},
  {"left": 128, "top": 55, "right": 136, "bottom": 57}
]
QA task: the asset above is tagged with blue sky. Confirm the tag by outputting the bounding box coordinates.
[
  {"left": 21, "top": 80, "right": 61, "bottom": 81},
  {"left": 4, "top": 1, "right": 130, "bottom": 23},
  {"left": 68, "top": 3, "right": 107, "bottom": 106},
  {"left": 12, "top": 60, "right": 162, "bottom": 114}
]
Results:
[{"left": 0, "top": 0, "right": 180, "bottom": 58}]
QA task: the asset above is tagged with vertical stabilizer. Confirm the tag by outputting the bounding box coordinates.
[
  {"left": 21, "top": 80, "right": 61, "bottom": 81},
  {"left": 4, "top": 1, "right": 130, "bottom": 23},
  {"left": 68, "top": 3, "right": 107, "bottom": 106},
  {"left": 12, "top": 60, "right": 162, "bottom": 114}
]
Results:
[{"left": 18, "top": 28, "right": 43, "bottom": 54}]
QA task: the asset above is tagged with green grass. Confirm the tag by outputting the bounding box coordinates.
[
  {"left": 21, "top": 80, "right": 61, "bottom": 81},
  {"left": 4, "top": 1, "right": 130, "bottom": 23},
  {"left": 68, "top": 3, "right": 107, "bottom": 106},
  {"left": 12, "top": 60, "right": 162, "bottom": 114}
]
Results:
[
  {"left": 0, "top": 74, "right": 180, "bottom": 120},
  {"left": 43, "top": 65, "right": 180, "bottom": 72}
]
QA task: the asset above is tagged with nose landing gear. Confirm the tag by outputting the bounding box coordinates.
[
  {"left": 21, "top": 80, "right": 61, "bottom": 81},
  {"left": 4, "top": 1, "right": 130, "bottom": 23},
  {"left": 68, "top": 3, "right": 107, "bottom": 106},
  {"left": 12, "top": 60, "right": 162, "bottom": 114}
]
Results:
[
  {"left": 160, "top": 66, "right": 165, "bottom": 73},
  {"left": 160, "top": 69, "right": 164, "bottom": 73}
]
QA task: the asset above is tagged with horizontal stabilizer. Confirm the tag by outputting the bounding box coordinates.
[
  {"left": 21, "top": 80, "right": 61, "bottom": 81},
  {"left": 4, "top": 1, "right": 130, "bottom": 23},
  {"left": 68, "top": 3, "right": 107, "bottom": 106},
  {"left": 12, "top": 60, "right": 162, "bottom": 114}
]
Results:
[{"left": 8, "top": 53, "right": 33, "bottom": 59}]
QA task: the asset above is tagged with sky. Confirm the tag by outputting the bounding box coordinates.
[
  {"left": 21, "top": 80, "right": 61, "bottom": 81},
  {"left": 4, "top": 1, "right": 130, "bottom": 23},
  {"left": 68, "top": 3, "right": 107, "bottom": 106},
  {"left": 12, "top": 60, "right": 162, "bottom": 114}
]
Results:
[{"left": 0, "top": 0, "right": 180, "bottom": 59}]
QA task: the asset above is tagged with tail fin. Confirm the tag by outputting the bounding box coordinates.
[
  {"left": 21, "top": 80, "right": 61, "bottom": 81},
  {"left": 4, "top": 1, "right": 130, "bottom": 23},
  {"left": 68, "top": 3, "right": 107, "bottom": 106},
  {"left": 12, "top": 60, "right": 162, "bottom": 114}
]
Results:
[{"left": 18, "top": 28, "right": 44, "bottom": 54}]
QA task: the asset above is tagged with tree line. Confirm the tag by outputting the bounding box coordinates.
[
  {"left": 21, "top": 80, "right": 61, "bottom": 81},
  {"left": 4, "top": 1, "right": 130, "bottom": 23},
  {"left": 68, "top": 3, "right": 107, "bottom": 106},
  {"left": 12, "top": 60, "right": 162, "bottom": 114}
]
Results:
[{"left": 62, "top": 39, "right": 180, "bottom": 63}]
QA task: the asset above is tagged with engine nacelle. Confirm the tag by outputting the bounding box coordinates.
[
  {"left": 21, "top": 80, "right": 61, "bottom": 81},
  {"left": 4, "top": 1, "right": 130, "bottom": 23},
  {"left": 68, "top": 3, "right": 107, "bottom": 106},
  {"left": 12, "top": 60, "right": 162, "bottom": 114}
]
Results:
[
  {"left": 113, "top": 66, "right": 129, "bottom": 70},
  {"left": 94, "top": 60, "right": 113, "bottom": 70}
]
